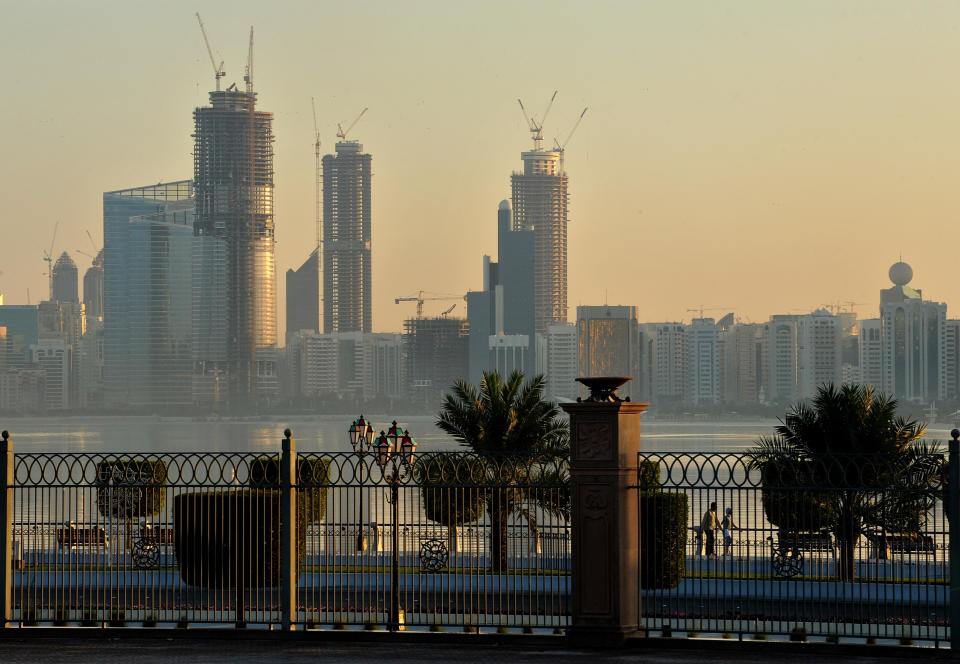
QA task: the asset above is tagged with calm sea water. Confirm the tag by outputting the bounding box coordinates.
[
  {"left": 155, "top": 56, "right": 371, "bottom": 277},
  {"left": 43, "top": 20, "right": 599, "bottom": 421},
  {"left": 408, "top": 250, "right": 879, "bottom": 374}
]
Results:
[{"left": 2, "top": 414, "right": 955, "bottom": 454}]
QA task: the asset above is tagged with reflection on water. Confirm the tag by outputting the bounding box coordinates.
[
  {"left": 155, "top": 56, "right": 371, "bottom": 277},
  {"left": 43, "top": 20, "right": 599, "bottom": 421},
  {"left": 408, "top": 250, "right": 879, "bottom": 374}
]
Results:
[{"left": 2, "top": 415, "right": 954, "bottom": 454}]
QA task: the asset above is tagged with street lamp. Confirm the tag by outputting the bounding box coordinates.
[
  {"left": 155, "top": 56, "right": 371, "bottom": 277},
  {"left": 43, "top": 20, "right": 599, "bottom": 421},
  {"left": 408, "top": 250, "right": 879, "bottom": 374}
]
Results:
[
  {"left": 349, "top": 415, "right": 375, "bottom": 551},
  {"left": 373, "top": 424, "right": 417, "bottom": 632}
]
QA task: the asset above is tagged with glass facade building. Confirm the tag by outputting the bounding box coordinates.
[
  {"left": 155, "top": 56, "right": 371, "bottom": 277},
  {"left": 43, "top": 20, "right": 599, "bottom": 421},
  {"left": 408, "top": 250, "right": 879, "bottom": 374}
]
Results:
[{"left": 103, "top": 181, "right": 194, "bottom": 407}]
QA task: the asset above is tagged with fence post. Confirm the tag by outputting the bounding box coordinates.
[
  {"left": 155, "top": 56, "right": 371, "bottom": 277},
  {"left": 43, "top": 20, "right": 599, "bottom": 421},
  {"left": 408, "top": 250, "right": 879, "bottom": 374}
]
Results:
[
  {"left": 950, "top": 430, "right": 959, "bottom": 650},
  {"left": 560, "top": 378, "right": 648, "bottom": 646},
  {"left": 280, "top": 428, "right": 297, "bottom": 630},
  {"left": 0, "top": 431, "right": 11, "bottom": 629}
]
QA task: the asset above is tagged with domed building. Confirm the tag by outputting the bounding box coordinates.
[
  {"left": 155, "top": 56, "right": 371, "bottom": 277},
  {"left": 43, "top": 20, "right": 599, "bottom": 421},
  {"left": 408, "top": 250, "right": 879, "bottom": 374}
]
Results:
[{"left": 878, "top": 260, "right": 947, "bottom": 402}]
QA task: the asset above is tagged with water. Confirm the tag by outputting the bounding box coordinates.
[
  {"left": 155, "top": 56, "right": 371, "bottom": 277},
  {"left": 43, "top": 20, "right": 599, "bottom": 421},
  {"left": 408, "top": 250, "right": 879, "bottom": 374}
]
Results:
[{"left": 2, "top": 414, "right": 955, "bottom": 454}]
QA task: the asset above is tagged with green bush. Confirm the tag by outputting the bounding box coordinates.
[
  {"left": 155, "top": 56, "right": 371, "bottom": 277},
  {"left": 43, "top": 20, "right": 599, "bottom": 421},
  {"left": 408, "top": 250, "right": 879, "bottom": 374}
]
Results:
[
  {"left": 416, "top": 454, "right": 485, "bottom": 529},
  {"left": 638, "top": 460, "right": 661, "bottom": 492},
  {"left": 173, "top": 489, "right": 307, "bottom": 589},
  {"left": 757, "top": 461, "right": 834, "bottom": 533},
  {"left": 95, "top": 458, "right": 167, "bottom": 519},
  {"left": 248, "top": 457, "right": 330, "bottom": 524},
  {"left": 639, "top": 490, "right": 688, "bottom": 588}
]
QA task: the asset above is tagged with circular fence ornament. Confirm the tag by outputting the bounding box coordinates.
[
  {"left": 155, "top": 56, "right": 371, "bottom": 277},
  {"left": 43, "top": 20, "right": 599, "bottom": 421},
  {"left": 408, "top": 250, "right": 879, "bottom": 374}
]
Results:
[
  {"left": 132, "top": 538, "right": 160, "bottom": 569},
  {"left": 771, "top": 545, "right": 804, "bottom": 578},
  {"left": 418, "top": 538, "right": 449, "bottom": 572}
]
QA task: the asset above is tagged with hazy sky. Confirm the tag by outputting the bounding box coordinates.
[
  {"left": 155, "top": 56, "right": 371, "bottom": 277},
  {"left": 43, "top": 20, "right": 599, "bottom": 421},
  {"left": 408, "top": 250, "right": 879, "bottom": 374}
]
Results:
[{"left": 1, "top": 1, "right": 958, "bottom": 334}]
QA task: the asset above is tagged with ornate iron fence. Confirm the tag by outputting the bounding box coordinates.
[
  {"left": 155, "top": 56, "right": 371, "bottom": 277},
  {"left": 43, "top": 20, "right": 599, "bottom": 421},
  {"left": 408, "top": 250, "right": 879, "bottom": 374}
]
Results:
[
  {"left": 0, "top": 436, "right": 570, "bottom": 631},
  {"left": 636, "top": 451, "right": 949, "bottom": 644}
]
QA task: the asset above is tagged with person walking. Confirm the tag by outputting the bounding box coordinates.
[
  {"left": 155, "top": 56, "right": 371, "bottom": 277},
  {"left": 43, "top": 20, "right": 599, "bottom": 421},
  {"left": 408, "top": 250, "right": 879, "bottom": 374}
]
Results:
[
  {"left": 721, "top": 506, "right": 738, "bottom": 556},
  {"left": 700, "top": 502, "right": 718, "bottom": 556}
]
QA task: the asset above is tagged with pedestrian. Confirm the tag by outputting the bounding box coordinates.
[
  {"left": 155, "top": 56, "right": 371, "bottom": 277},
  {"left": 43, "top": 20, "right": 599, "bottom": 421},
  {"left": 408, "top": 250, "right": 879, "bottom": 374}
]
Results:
[
  {"left": 721, "top": 507, "right": 737, "bottom": 556},
  {"left": 700, "top": 502, "right": 718, "bottom": 556}
]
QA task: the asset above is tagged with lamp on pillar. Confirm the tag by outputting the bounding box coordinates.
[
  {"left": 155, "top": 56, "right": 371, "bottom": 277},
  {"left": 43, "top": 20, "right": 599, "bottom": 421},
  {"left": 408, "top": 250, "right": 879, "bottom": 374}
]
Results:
[{"left": 561, "top": 376, "right": 648, "bottom": 646}]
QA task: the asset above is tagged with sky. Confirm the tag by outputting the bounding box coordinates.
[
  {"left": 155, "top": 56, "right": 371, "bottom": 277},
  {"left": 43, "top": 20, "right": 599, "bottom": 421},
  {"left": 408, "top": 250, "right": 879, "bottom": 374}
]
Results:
[{"left": 0, "top": 1, "right": 958, "bottom": 334}]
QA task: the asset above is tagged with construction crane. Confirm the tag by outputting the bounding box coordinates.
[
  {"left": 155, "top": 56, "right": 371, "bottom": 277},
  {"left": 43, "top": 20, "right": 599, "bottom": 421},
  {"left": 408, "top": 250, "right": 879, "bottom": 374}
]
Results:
[
  {"left": 686, "top": 305, "right": 729, "bottom": 320},
  {"left": 41, "top": 221, "right": 59, "bottom": 300},
  {"left": 517, "top": 90, "right": 557, "bottom": 151},
  {"left": 311, "top": 97, "right": 322, "bottom": 252},
  {"left": 440, "top": 304, "right": 457, "bottom": 318},
  {"left": 244, "top": 26, "right": 254, "bottom": 94},
  {"left": 395, "top": 291, "right": 462, "bottom": 319},
  {"left": 195, "top": 13, "right": 225, "bottom": 91},
  {"left": 554, "top": 106, "right": 588, "bottom": 173},
  {"left": 337, "top": 108, "right": 368, "bottom": 142}
]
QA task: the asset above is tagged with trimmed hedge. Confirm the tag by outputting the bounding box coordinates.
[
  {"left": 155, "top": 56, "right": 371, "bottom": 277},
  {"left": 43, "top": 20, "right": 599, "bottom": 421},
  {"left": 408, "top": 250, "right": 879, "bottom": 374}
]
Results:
[
  {"left": 95, "top": 458, "right": 167, "bottom": 519},
  {"left": 638, "top": 459, "right": 687, "bottom": 589},
  {"left": 173, "top": 489, "right": 307, "bottom": 589},
  {"left": 415, "top": 454, "right": 485, "bottom": 528},
  {"left": 248, "top": 457, "right": 331, "bottom": 524}
]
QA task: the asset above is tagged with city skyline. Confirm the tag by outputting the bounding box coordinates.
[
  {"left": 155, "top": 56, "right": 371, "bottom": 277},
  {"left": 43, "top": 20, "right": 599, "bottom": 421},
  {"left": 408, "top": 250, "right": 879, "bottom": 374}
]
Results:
[{"left": 1, "top": 2, "right": 958, "bottom": 336}]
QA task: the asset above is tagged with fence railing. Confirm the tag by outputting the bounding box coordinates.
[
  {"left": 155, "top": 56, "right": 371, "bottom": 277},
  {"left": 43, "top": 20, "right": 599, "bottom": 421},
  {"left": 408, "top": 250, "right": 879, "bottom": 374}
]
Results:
[
  {"left": 0, "top": 433, "right": 570, "bottom": 631},
  {"left": 635, "top": 450, "right": 952, "bottom": 644}
]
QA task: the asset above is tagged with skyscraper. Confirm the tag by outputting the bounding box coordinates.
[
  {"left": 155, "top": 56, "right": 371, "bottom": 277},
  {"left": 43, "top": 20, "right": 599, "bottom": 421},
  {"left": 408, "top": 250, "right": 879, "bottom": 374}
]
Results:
[
  {"left": 511, "top": 149, "right": 568, "bottom": 334},
  {"left": 577, "top": 305, "right": 640, "bottom": 399},
  {"left": 52, "top": 252, "right": 79, "bottom": 304},
  {"left": 323, "top": 141, "right": 371, "bottom": 334},
  {"left": 83, "top": 250, "right": 104, "bottom": 322},
  {"left": 286, "top": 249, "right": 320, "bottom": 341},
  {"left": 193, "top": 89, "right": 277, "bottom": 404}
]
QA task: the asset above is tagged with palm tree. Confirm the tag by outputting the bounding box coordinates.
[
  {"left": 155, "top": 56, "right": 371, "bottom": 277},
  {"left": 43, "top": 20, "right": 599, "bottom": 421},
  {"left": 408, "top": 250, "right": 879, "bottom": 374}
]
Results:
[
  {"left": 436, "top": 370, "right": 569, "bottom": 572},
  {"left": 750, "top": 383, "right": 940, "bottom": 580}
]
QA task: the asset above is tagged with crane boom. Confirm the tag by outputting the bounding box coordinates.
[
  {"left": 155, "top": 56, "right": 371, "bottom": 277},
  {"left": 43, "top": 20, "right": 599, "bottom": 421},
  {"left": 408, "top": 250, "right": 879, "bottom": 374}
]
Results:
[
  {"left": 537, "top": 90, "right": 558, "bottom": 143},
  {"left": 196, "top": 13, "right": 225, "bottom": 91},
  {"left": 337, "top": 107, "right": 368, "bottom": 141},
  {"left": 244, "top": 26, "right": 254, "bottom": 93}
]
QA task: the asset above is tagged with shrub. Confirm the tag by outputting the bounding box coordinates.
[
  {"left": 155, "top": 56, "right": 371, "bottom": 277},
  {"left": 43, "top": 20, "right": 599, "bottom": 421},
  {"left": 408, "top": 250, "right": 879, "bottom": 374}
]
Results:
[
  {"left": 638, "top": 460, "right": 661, "bottom": 492},
  {"left": 789, "top": 626, "right": 808, "bottom": 642},
  {"left": 173, "top": 489, "right": 307, "bottom": 589},
  {"left": 95, "top": 458, "right": 167, "bottom": 519},
  {"left": 108, "top": 609, "right": 126, "bottom": 627},
  {"left": 416, "top": 454, "right": 485, "bottom": 549},
  {"left": 248, "top": 456, "right": 330, "bottom": 524},
  {"left": 639, "top": 491, "right": 688, "bottom": 589},
  {"left": 757, "top": 461, "right": 833, "bottom": 533}
]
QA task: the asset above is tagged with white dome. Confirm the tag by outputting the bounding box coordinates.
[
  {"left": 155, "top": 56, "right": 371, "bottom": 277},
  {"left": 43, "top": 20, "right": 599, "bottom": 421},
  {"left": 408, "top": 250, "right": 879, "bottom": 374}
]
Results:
[
  {"left": 498, "top": 199, "right": 511, "bottom": 211},
  {"left": 889, "top": 261, "right": 913, "bottom": 286}
]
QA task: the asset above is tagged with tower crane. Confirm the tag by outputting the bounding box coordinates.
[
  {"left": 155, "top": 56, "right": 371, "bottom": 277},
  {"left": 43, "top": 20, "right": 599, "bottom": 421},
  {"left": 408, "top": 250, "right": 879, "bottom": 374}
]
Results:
[
  {"left": 195, "top": 13, "right": 225, "bottom": 91},
  {"left": 244, "top": 26, "right": 254, "bottom": 94},
  {"left": 311, "top": 97, "right": 322, "bottom": 252},
  {"left": 686, "top": 305, "right": 729, "bottom": 320},
  {"left": 517, "top": 90, "right": 557, "bottom": 151},
  {"left": 554, "top": 106, "right": 588, "bottom": 173},
  {"left": 41, "top": 221, "right": 59, "bottom": 300},
  {"left": 395, "top": 291, "right": 462, "bottom": 319},
  {"left": 440, "top": 304, "right": 457, "bottom": 318},
  {"left": 337, "top": 108, "right": 368, "bottom": 142}
]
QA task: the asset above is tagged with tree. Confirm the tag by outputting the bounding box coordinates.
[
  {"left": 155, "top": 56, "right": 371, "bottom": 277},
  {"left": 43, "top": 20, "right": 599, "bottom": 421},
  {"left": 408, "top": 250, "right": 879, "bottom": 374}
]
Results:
[
  {"left": 436, "top": 370, "right": 569, "bottom": 572},
  {"left": 750, "top": 383, "right": 940, "bottom": 580}
]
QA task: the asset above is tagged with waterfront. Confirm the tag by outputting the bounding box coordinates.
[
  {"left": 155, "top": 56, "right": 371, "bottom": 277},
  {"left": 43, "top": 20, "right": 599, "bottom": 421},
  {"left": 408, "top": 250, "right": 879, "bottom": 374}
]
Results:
[{"left": 1, "top": 415, "right": 956, "bottom": 454}]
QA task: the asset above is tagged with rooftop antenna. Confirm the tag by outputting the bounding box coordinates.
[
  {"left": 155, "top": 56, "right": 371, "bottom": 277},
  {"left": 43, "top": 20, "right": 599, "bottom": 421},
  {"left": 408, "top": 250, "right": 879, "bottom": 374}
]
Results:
[
  {"left": 517, "top": 90, "right": 557, "bottom": 150},
  {"left": 196, "top": 13, "right": 225, "bottom": 91},
  {"left": 244, "top": 26, "right": 254, "bottom": 94},
  {"left": 337, "top": 107, "right": 368, "bottom": 142}
]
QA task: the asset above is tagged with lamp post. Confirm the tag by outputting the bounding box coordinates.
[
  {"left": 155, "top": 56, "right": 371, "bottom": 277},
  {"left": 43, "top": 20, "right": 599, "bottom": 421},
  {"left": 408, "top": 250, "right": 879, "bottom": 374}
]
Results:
[
  {"left": 349, "top": 415, "right": 375, "bottom": 551},
  {"left": 374, "top": 423, "right": 417, "bottom": 632}
]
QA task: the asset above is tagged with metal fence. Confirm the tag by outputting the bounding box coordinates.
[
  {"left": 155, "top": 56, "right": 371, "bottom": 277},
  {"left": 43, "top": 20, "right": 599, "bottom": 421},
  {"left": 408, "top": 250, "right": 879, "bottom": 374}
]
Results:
[
  {"left": 1, "top": 437, "right": 570, "bottom": 631},
  {"left": 636, "top": 451, "right": 950, "bottom": 644}
]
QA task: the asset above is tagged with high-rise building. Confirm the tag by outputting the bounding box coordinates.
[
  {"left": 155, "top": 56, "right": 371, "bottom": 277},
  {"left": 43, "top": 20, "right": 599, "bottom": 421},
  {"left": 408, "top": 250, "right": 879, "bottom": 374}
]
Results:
[
  {"left": 879, "top": 261, "right": 947, "bottom": 402},
  {"left": 797, "top": 309, "right": 841, "bottom": 401},
  {"left": 511, "top": 149, "right": 568, "bottom": 335},
  {"left": 545, "top": 322, "right": 578, "bottom": 402},
  {"left": 859, "top": 319, "right": 882, "bottom": 390},
  {"left": 193, "top": 88, "right": 277, "bottom": 405},
  {"left": 52, "top": 252, "right": 79, "bottom": 304},
  {"left": 404, "top": 317, "right": 468, "bottom": 405},
  {"left": 945, "top": 319, "right": 960, "bottom": 401},
  {"left": 0, "top": 305, "right": 39, "bottom": 369},
  {"left": 577, "top": 305, "right": 640, "bottom": 399},
  {"left": 286, "top": 249, "right": 320, "bottom": 341},
  {"left": 722, "top": 323, "right": 761, "bottom": 405},
  {"left": 761, "top": 315, "right": 798, "bottom": 405},
  {"left": 103, "top": 181, "right": 194, "bottom": 408},
  {"left": 684, "top": 318, "right": 720, "bottom": 405},
  {"left": 323, "top": 141, "right": 371, "bottom": 334},
  {"left": 638, "top": 323, "right": 685, "bottom": 403},
  {"left": 82, "top": 250, "right": 104, "bottom": 322}
]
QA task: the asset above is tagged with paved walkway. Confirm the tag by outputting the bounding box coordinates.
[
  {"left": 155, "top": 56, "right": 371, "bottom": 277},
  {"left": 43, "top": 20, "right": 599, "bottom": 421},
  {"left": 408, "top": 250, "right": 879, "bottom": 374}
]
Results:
[{"left": 0, "top": 635, "right": 949, "bottom": 664}]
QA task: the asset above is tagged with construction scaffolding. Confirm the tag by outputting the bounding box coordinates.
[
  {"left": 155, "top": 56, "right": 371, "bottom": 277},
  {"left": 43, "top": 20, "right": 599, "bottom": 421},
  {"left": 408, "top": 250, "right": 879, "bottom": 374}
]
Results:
[
  {"left": 511, "top": 149, "right": 569, "bottom": 335},
  {"left": 193, "top": 89, "right": 277, "bottom": 406},
  {"left": 403, "top": 316, "right": 469, "bottom": 405}
]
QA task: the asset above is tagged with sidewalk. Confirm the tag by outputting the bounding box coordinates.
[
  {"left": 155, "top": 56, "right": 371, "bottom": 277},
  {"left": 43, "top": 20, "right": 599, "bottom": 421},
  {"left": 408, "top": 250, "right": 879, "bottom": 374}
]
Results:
[{"left": 0, "top": 632, "right": 949, "bottom": 664}]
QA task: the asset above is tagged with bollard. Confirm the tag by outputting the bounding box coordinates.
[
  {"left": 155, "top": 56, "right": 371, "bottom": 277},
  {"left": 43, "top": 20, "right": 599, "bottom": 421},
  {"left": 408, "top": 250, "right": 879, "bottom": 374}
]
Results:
[
  {"left": 0, "top": 431, "right": 12, "bottom": 629},
  {"left": 280, "top": 428, "right": 297, "bottom": 630},
  {"left": 950, "top": 430, "right": 959, "bottom": 650}
]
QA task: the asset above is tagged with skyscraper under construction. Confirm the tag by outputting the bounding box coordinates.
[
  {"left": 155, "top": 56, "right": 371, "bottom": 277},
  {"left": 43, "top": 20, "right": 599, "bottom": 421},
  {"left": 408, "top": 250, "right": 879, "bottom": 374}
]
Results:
[
  {"left": 322, "top": 141, "right": 371, "bottom": 333},
  {"left": 511, "top": 148, "right": 568, "bottom": 335},
  {"left": 193, "top": 88, "right": 277, "bottom": 405}
]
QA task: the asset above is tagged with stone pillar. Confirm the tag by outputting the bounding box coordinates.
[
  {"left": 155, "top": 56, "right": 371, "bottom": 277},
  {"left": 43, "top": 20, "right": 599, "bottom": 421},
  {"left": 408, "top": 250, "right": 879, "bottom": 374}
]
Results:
[{"left": 561, "top": 377, "right": 647, "bottom": 646}]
